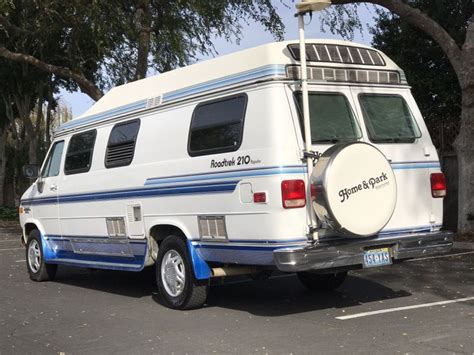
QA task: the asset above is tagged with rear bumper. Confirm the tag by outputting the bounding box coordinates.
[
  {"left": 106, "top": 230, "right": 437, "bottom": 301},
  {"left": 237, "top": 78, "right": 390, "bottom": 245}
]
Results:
[{"left": 273, "top": 231, "right": 454, "bottom": 272}]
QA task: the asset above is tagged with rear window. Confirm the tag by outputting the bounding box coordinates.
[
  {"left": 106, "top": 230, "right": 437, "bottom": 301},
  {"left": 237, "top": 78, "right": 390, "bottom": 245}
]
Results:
[
  {"left": 359, "top": 94, "right": 421, "bottom": 143},
  {"left": 64, "top": 130, "right": 97, "bottom": 174},
  {"left": 188, "top": 94, "right": 247, "bottom": 156},
  {"left": 295, "top": 92, "right": 362, "bottom": 143}
]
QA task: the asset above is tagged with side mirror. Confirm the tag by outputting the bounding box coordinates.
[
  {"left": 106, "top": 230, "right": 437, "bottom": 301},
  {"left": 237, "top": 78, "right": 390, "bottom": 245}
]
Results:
[{"left": 23, "top": 164, "right": 39, "bottom": 179}]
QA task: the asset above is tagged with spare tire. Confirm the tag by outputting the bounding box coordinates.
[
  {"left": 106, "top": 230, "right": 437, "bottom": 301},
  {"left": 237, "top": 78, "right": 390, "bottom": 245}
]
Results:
[{"left": 311, "top": 142, "right": 397, "bottom": 237}]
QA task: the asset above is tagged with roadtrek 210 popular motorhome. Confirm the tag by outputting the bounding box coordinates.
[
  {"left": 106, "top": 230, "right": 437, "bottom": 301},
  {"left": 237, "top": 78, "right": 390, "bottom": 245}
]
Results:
[{"left": 20, "top": 39, "right": 453, "bottom": 309}]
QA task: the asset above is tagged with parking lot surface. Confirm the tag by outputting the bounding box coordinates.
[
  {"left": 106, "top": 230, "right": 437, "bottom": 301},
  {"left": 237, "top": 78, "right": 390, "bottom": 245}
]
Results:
[{"left": 1, "top": 226, "right": 473, "bottom": 354}]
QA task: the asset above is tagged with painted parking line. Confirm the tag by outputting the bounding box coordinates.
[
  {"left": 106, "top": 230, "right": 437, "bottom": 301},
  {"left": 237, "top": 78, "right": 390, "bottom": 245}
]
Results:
[
  {"left": 15, "top": 259, "right": 26, "bottom": 263},
  {"left": 0, "top": 247, "right": 23, "bottom": 252},
  {"left": 336, "top": 296, "right": 474, "bottom": 320},
  {"left": 406, "top": 251, "right": 474, "bottom": 262}
]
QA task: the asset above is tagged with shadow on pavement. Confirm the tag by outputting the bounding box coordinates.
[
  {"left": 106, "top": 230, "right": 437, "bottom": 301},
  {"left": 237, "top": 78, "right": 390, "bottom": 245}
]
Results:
[{"left": 53, "top": 265, "right": 411, "bottom": 316}]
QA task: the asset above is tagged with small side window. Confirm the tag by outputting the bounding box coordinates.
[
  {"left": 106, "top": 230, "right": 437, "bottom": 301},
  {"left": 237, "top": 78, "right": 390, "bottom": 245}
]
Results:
[
  {"left": 64, "top": 130, "right": 97, "bottom": 175},
  {"left": 105, "top": 119, "right": 140, "bottom": 168},
  {"left": 188, "top": 94, "right": 247, "bottom": 157},
  {"left": 41, "top": 141, "right": 65, "bottom": 177}
]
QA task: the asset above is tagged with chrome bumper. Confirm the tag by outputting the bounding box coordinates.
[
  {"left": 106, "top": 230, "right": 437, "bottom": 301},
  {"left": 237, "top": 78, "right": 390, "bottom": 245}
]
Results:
[{"left": 273, "top": 231, "right": 454, "bottom": 272}]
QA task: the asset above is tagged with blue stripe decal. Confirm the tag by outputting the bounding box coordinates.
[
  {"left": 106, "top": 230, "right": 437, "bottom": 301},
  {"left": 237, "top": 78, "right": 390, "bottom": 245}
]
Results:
[
  {"left": 59, "top": 99, "right": 148, "bottom": 131},
  {"left": 145, "top": 165, "right": 306, "bottom": 186},
  {"left": 57, "top": 65, "right": 286, "bottom": 133},
  {"left": 22, "top": 180, "right": 238, "bottom": 205},
  {"left": 391, "top": 162, "right": 440, "bottom": 170},
  {"left": 20, "top": 161, "right": 441, "bottom": 206},
  {"left": 163, "top": 64, "right": 286, "bottom": 102}
]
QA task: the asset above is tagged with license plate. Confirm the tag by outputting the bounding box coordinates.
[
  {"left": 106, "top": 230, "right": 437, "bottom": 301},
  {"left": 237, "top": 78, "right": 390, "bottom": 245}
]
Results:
[{"left": 363, "top": 247, "right": 392, "bottom": 268}]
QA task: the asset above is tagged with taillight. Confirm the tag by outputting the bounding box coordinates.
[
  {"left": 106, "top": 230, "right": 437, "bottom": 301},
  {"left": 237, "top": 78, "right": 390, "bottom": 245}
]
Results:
[
  {"left": 431, "top": 173, "right": 446, "bottom": 198},
  {"left": 281, "top": 179, "right": 306, "bottom": 208},
  {"left": 253, "top": 192, "right": 267, "bottom": 203}
]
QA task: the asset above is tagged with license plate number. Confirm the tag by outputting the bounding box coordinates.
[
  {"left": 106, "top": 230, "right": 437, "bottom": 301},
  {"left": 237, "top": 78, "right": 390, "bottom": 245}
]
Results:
[{"left": 363, "top": 248, "right": 392, "bottom": 268}]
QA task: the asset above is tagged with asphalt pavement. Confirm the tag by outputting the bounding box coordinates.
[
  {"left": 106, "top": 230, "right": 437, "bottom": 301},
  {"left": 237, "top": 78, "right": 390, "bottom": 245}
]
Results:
[{"left": 0, "top": 226, "right": 473, "bottom": 354}]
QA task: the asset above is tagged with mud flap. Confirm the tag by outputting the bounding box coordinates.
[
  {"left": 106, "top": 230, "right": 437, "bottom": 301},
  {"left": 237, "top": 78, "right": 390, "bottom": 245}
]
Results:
[{"left": 186, "top": 240, "right": 211, "bottom": 280}]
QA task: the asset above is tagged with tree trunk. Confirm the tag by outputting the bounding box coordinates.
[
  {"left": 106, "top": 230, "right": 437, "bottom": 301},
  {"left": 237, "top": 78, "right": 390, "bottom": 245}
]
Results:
[
  {"left": 454, "top": 17, "right": 474, "bottom": 233},
  {"left": 0, "top": 125, "right": 7, "bottom": 206},
  {"left": 134, "top": 0, "right": 151, "bottom": 81},
  {"left": 455, "top": 88, "right": 474, "bottom": 233}
]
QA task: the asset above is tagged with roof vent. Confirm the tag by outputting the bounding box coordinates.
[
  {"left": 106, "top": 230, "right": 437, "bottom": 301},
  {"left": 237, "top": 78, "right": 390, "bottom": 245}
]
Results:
[{"left": 288, "top": 44, "right": 385, "bottom": 66}]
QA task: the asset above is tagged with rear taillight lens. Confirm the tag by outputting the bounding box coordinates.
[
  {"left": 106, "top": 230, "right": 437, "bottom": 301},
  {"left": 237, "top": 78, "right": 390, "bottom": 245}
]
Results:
[
  {"left": 281, "top": 179, "right": 306, "bottom": 208},
  {"left": 431, "top": 173, "right": 446, "bottom": 198}
]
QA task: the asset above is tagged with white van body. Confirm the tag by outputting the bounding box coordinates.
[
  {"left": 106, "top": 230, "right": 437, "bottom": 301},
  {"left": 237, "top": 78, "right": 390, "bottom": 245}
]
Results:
[{"left": 20, "top": 40, "right": 452, "bottom": 308}]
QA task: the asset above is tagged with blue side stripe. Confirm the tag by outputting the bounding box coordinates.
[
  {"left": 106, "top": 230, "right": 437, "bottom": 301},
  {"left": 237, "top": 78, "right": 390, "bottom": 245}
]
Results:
[
  {"left": 145, "top": 165, "right": 306, "bottom": 186},
  {"left": 22, "top": 181, "right": 238, "bottom": 205},
  {"left": 163, "top": 64, "right": 286, "bottom": 102},
  {"left": 392, "top": 163, "right": 440, "bottom": 170},
  {"left": 57, "top": 65, "right": 286, "bottom": 133},
  {"left": 59, "top": 99, "right": 148, "bottom": 131}
]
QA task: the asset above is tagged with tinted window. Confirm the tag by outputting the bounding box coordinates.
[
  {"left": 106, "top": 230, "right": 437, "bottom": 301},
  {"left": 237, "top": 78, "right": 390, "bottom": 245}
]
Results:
[
  {"left": 359, "top": 94, "right": 421, "bottom": 143},
  {"left": 65, "top": 130, "right": 97, "bottom": 174},
  {"left": 105, "top": 119, "right": 140, "bottom": 168},
  {"left": 188, "top": 94, "right": 247, "bottom": 156},
  {"left": 41, "top": 141, "right": 64, "bottom": 177},
  {"left": 295, "top": 92, "right": 362, "bottom": 143}
]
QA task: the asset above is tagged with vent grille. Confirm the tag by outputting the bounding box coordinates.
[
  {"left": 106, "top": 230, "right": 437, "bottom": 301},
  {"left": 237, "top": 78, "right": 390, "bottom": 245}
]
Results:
[
  {"left": 105, "top": 142, "right": 135, "bottom": 167},
  {"left": 286, "top": 65, "right": 404, "bottom": 85},
  {"left": 288, "top": 44, "right": 385, "bottom": 66},
  {"left": 198, "top": 216, "right": 228, "bottom": 241},
  {"left": 106, "top": 217, "right": 126, "bottom": 237},
  {"left": 146, "top": 95, "right": 163, "bottom": 109}
]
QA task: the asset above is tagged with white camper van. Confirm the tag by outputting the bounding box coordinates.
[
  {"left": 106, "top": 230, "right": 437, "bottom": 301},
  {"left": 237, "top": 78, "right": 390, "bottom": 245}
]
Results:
[{"left": 20, "top": 39, "right": 453, "bottom": 309}]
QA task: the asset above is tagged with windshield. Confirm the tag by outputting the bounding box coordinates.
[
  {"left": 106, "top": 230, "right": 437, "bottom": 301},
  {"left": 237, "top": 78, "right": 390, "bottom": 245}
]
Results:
[
  {"left": 295, "top": 92, "right": 362, "bottom": 143},
  {"left": 359, "top": 94, "right": 421, "bottom": 143}
]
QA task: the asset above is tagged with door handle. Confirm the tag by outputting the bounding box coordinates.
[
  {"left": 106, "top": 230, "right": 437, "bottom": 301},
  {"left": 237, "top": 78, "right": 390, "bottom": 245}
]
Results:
[{"left": 50, "top": 185, "right": 58, "bottom": 191}]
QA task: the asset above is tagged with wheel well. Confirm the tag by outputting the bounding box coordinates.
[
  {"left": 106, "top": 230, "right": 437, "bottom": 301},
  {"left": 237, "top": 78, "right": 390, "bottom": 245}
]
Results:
[
  {"left": 24, "top": 223, "right": 38, "bottom": 238},
  {"left": 149, "top": 224, "right": 186, "bottom": 245}
]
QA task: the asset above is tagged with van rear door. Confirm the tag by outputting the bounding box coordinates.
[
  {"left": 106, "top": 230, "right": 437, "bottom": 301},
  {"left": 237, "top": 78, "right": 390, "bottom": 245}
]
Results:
[{"left": 349, "top": 86, "right": 442, "bottom": 234}]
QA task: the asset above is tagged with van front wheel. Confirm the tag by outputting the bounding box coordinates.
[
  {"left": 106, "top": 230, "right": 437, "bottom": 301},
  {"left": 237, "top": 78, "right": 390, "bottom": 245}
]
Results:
[
  {"left": 156, "top": 236, "right": 208, "bottom": 309},
  {"left": 26, "top": 230, "right": 57, "bottom": 282},
  {"left": 297, "top": 271, "right": 347, "bottom": 291}
]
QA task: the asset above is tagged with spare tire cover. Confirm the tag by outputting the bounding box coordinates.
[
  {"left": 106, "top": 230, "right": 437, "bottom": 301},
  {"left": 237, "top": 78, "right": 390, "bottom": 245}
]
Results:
[{"left": 311, "top": 142, "right": 397, "bottom": 237}]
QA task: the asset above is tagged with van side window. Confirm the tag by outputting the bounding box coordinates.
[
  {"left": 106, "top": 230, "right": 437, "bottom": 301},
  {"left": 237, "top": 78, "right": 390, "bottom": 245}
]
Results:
[
  {"left": 359, "top": 94, "right": 421, "bottom": 143},
  {"left": 105, "top": 119, "right": 141, "bottom": 168},
  {"left": 64, "top": 130, "right": 97, "bottom": 175},
  {"left": 41, "top": 141, "right": 64, "bottom": 177},
  {"left": 188, "top": 94, "right": 247, "bottom": 156}
]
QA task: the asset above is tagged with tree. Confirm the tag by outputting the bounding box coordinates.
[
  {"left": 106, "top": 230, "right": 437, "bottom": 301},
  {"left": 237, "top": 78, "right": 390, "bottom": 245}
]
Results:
[
  {"left": 322, "top": 0, "right": 473, "bottom": 233},
  {"left": 369, "top": 2, "right": 467, "bottom": 152},
  {"left": 0, "top": 1, "right": 285, "bottom": 100}
]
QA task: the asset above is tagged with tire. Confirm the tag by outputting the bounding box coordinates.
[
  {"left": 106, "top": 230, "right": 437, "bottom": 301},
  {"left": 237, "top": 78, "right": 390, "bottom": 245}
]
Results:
[
  {"left": 297, "top": 271, "right": 347, "bottom": 291},
  {"left": 26, "top": 230, "right": 57, "bottom": 282},
  {"left": 156, "top": 235, "right": 209, "bottom": 310}
]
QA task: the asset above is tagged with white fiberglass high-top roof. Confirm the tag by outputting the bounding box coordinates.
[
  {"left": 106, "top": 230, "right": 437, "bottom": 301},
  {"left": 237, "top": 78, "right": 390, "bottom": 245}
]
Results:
[{"left": 60, "top": 39, "right": 403, "bottom": 133}]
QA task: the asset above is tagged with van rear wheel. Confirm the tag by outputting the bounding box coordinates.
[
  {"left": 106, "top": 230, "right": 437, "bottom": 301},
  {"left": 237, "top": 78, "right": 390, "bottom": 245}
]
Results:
[
  {"left": 26, "top": 230, "right": 57, "bottom": 282},
  {"left": 156, "top": 235, "right": 208, "bottom": 309},
  {"left": 297, "top": 271, "right": 347, "bottom": 291}
]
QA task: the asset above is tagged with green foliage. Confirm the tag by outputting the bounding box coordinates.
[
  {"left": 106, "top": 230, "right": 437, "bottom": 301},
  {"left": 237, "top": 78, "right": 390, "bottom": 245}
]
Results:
[
  {"left": 0, "top": 206, "right": 18, "bottom": 220},
  {"left": 370, "top": 0, "right": 470, "bottom": 150}
]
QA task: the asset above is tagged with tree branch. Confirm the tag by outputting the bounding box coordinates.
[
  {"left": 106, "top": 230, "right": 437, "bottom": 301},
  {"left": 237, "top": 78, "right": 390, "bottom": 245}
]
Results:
[
  {"left": 0, "top": 47, "right": 103, "bottom": 101},
  {"left": 330, "top": 0, "right": 463, "bottom": 78}
]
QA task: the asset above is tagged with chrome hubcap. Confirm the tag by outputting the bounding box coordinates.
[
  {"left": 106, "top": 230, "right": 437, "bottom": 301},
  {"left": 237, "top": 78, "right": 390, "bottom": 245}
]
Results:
[
  {"left": 161, "top": 250, "right": 185, "bottom": 297},
  {"left": 28, "top": 240, "right": 41, "bottom": 273}
]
